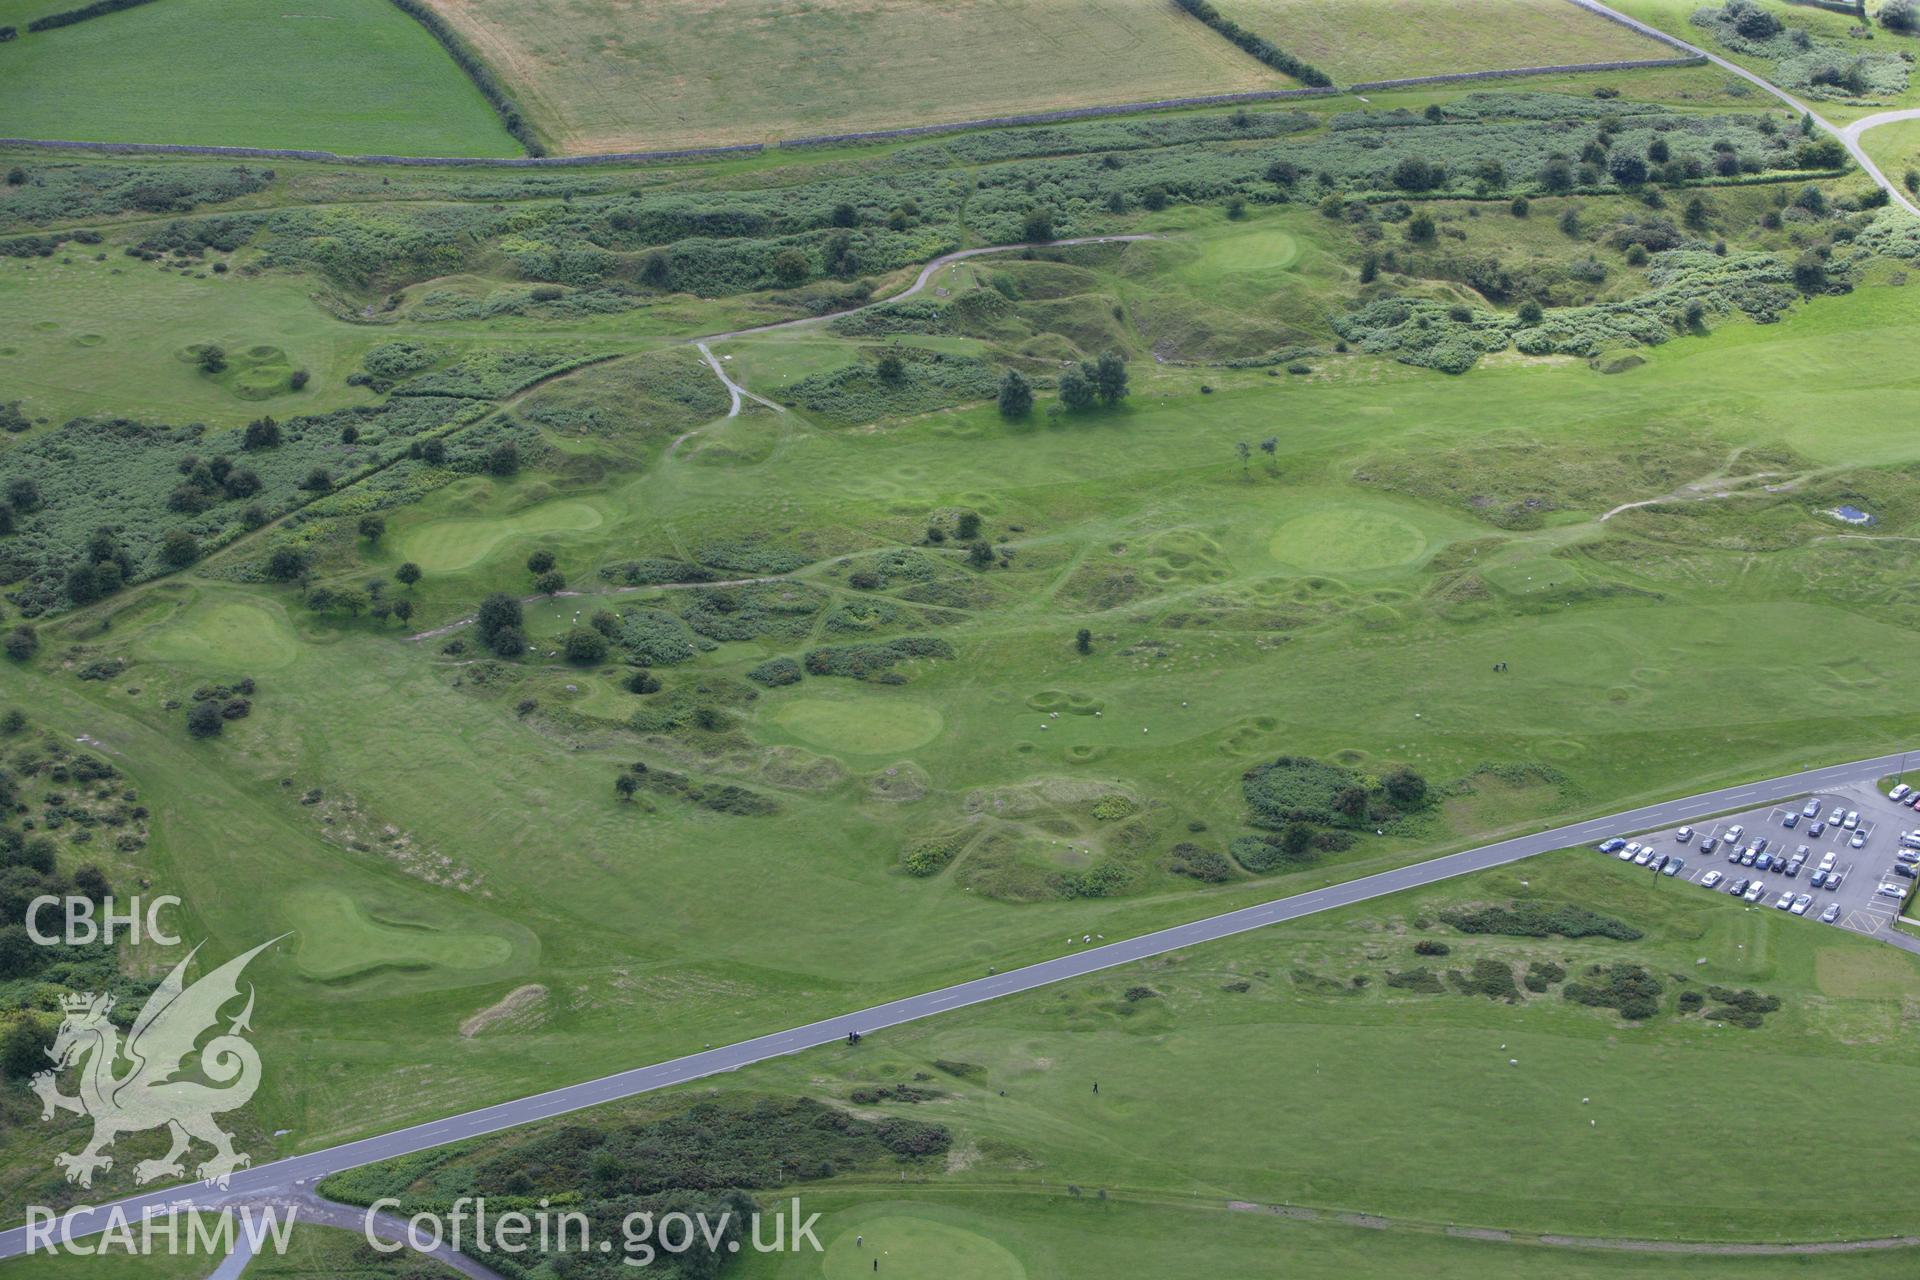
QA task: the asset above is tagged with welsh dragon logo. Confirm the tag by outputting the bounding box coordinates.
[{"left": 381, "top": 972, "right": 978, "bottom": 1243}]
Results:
[{"left": 32, "top": 937, "right": 283, "bottom": 1190}]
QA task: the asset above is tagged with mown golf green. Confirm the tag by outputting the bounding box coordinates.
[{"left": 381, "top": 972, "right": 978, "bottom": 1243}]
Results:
[{"left": 771, "top": 696, "right": 946, "bottom": 756}]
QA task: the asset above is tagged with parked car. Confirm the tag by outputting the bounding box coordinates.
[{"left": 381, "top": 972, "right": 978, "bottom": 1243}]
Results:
[
  {"left": 1897, "top": 849, "right": 1920, "bottom": 865},
  {"left": 1819, "top": 851, "right": 1837, "bottom": 871},
  {"left": 1843, "top": 810, "right": 1861, "bottom": 830},
  {"left": 1803, "top": 799, "right": 1823, "bottom": 818},
  {"left": 1877, "top": 882, "right": 1907, "bottom": 900},
  {"left": 1727, "top": 877, "right": 1748, "bottom": 895},
  {"left": 1618, "top": 843, "right": 1638, "bottom": 861},
  {"left": 1850, "top": 831, "right": 1868, "bottom": 849},
  {"left": 1784, "top": 854, "right": 1803, "bottom": 878},
  {"left": 1893, "top": 862, "right": 1916, "bottom": 880},
  {"left": 1774, "top": 891, "right": 1795, "bottom": 910},
  {"left": 1744, "top": 881, "right": 1766, "bottom": 903},
  {"left": 1909, "top": 794, "right": 1920, "bottom": 809},
  {"left": 1725, "top": 824, "right": 1745, "bottom": 845},
  {"left": 1676, "top": 826, "right": 1694, "bottom": 843},
  {"left": 1634, "top": 846, "right": 1655, "bottom": 866},
  {"left": 1791, "top": 894, "right": 1811, "bottom": 916},
  {"left": 1820, "top": 902, "right": 1841, "bottom": 923},
  {"left": 1809, "top": 820, "right": 1826, "bottom": 836},
  {"left": 1651, "top": 853, "right": 1671, "bottom": 873},
  {"left": 1700, "top": 870, "right": 1723, "bottom": 889},
  {"left": 1810, "top": 868, "right": 1828, "bottom": 888},
  {"left": 1892, "top": 783, "right": 1912, "bottom": 802},
  {"left": 1701, "top": 836, "right": 1718, "bottom": 855},
  {"left": 1901, "top": 832, "right": 1920, "bottom": 850},
  {"left": 1664, "top": 857, "right": 1684, "bottom": 878},
  {"left": 1599, "top": 837, "right": 1627, "bottom": 853},
  {"left": 1782, "top": 812, "right": 1799, "bottom": 829},
  {"left": 1739, "top": 849, "right": 1757, "bottom": 867},
  {"left": 1753, "top": 837, "right": 1770, "bottom": 855},
  {"left": 1825, "top": 872, "right": 1844, "bottom": 892}
]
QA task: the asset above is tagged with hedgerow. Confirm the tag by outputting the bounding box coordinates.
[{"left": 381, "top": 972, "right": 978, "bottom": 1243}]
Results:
[
  {"left": 26, "top": 0, "right": 161, "bottom": 34},
  {"left": 382, "top": 0, "right": 546, "bottom": 155},
  {"left": 1172, "top": 0, "right": 1332, "bottom": 86}
]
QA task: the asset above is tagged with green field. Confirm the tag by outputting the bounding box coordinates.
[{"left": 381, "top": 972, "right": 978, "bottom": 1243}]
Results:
[
  {"left": 422, "top": 0, "right": 1296, "bottom": 154},
  {"left": 1209, "top": 0, "right": 1670, "bottom": 82},
  {"left": 0, "top": 0, "right": 517, "bottom": 155},
  {"left": 4, "top": 69, "right": 1920, "bottom": 1270}
]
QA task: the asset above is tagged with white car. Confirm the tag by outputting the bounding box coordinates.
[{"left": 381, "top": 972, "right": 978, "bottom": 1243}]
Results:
[
  {"left": 1743, "top": 881, "right": 1765, "bottom": 903},
  {"left": 1892, "top": 784, "right": 1912, "bottom": 802},
  {"left": 1676, "top": 826, "right": 1694, "bottom": 843},
  {"left": 1843, "top": 810, "right": 1861, "bottom": 830},
  {"left": 1725, "top": 824, "right": 1745, "bottom": 845},
  {"left": 1819, "top": 902, "right": 1840, "bottom": 923},
  {"left": 1634, "top": 846, "right": 1655, "bottom": 865},
  {"left": 1850, "top": 831, "right": 1867, "bottom": 849},
  {"left": 1774, "top": 891, "right": 1795, "bottom": 910},
  {"left": 1819, "top": 851, "right": 1837, "bottom": 871},
  {"left": 1878, "top": 882, "right": 1908, "bottom": 900},
  {"left": 1791, "top": 894, "right": 1812, "bottom": 915},
  {"left": 1618, "top": 842, "right": 1639, "bottom": 861},
  {"left": 1700, "top": 870, "right": 1723, "bottom": 889}
]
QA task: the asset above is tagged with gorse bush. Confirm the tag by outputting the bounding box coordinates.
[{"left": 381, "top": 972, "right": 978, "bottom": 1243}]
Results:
[{"left": 1439, "top": 901, "right": 1643, "bottom": 940}]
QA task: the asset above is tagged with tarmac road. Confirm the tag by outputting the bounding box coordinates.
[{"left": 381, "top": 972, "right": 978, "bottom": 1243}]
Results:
[{"left": 6, "top": 747, "right": 1918, "bottom": 1260}]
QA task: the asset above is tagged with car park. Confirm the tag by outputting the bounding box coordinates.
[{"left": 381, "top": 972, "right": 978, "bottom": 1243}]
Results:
[
  {"left": 1663, "top": 857, "right": 1684, "bottom": 877},
  {"left": 1791, "top": 894, "right": 1812, "bottom": 915},
  {"left": 1782, "top": 812, "right": 1798, "bottom": 828},
  {"left": 1599, "top": 837, "right": 1626, "bottom": 853},
  {"left": 1820, "top": 903, "right": 1841, "bottom": 923},
  {"left": 1850, "top": 831, "right": 1867, "bottom": 849},
  {"left": 1743, "top": 881, "right": 1765, "bottom": 902},
  {"left": 1700, "top": 870, "right": 1723, "bottom": 889},
  {"left": 1676, "top": 826, "right": 1693, "bottom": 843}
]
